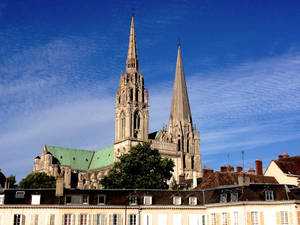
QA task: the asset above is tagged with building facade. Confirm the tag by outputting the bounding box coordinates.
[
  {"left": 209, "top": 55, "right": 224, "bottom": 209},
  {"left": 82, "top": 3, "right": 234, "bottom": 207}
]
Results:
[
  {"left": 33, "top": 15, "right": 202, "bottom": 188},
  {"left": 1, "top": 182, "right": 300, "bottom": 225}
]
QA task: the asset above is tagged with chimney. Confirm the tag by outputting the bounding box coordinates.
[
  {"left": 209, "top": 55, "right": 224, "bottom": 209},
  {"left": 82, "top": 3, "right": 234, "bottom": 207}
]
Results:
[
  {"left": 56, "top": 173, "right": 64, "bottom": 197},
  {"left": 227, "top": 165, "right": 234, "bottom": 172},
  {"left": 236, "top": 166, "right": 243, "bottom": 173},
  {"left": 238, "top": 172, "right": 250, "bottom": 186},
  {"left": 203, "top": 168, "right": 214, "bottom": 177},
  {"left": 282, "top": 152, "right": 289, "bottom": 158},
  {"left": 220, "top": 166, "right": 227, "bottom": 172},
  {"left": 255, "top": 159, "right": 263, "bottom": 176},
  {"left": 248, "top": 168, "right": 255, "bottom": 175},
  {"left": 179, "top": 174, "right": 185, "bottom": 184},
  {"left": 278, "top": 154, "right": 283, "bottom": 160}
]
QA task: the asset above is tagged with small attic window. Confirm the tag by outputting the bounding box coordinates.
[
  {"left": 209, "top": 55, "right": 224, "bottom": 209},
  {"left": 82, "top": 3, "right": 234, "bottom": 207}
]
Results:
[{"left": 73, "top": 157, "right": 76, "bottom": 160}]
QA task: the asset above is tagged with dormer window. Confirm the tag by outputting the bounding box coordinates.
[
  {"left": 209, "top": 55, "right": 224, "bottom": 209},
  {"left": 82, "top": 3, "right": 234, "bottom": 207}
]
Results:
[
  {"left": 173, "top": 196, "right": 182, "bottom": 205},
  {"left": 265, "top": 190, "right": 274, "bottom": 201},
  {"left": 220, "top": 193, "right": 227, "bottom": 203},
  {"left": 15, "top": 191, "right": 25, "bottom": 199},
  {"left": 31, "top": 195, "right": 41, "bottom": 205},
  {"left": 230, "top": 192, "right": 238, "bottom": 202},
  {"left": 143, "top": 196, "right": 152, "bottom": 205},
  {"left": 98, "top": 195, "right": 106, "bottom": 205},
  {"left": 129, "top": 196, "right": 138, "bottom": 205},
  {"left": 189, "top": 196, "right": 197, "bottom": 205},
  {"left": 0, "top": 194, "right": 4, "bottom": 204}
]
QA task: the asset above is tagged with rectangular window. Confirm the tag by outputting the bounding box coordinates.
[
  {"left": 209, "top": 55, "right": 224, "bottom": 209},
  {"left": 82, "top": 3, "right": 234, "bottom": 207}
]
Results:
[
  {"left": 83, "top": 195, "right": 89, "bottom": 204},
  {"left": 14, "top": 214, "right": 21, "bottom": 225},
  {"left": 173, "top": 196, "right": 182, "bottom": 205},
  {"left": 251, "top": 212, "right": 259, "bottom": 225},
  {"left": 110, "top": 214, "right": 121, "bottom": 225},
  {"left": 143, "top": 214, "right": 152, "bottom": 225},
  {"left": 96, "top": 214, "right": 105, "bottom": 225},
  {"left": 158, "top": 214, "right": 167, "bottom": 225},
  {"left": 220, "top": 193, "right": 227, "bottom": 203},
  {"left": 98, "top": 195, "right": 106, "bottom": 205},
  {"left": 173, "top": 214, "right": 182, "bottom": 225},
  {"left": 202, "top": 215, "right": 206, "bottom": 225},
  {"left": 65, "top": 195, "right": 86, "bottom": 204},
  {"left": 80, "top": 214, "right": 89, "bottom": 225},
  {"left": 31, "top": 195, "right": 41, "bottom": 205},
  {"left": 0, "top": 195, "right": 4, "bottom": 204},
  {"left": 210, "top": 213, "right": 216, "bottom": 225},
  {"left": 50, "top": 214, "right": 55, "bottom": 225},
  {"left": 129, "top": 214, "right": 137, "bottom": 225},
  {"left": 64, "top": 214, "right": 73, "bottom": 225},
  {"left": 15, "top": 191, "right": 25, "bottom": 198},
  {"left": 129, "top": 196, "right": 138, "bottom": 205},
  {"left": 265, "top": 190, "right": 274, "bottom": 201},
  {"left": 143, "top": 196, "right": 152, "bottom": 205},
  {"left": 221, "top": 213, "right": 227, "bottom": 225},
  {"left": 189, "top": 214, "right": 202, "bottom": 225},
  {"left": 280, "top": 211, "right": 288, "bottom": 225},
  {"left": 233, "top": 212, "right": 239, "bottom": 225},
  {"left": 230, "top": 192, "right": 238, "bottom": 202},
  {"left": 189, "top": 196, "right": 197, "bottom": 205}
]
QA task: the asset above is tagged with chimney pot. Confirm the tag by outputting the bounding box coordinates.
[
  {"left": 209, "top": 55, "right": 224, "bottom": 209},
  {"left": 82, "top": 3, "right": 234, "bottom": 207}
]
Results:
[
  {"left": 248, "top": 168, "right": 255, "bottom": 175},
  {"left": 255, "top": 159, "right": 263, "bottom": 176},
  {"left": 220, "top": 166, "right": 227, "bottom": 172},
  {"left": 236, "top": 166, "right": 243, "bottom": 173}
]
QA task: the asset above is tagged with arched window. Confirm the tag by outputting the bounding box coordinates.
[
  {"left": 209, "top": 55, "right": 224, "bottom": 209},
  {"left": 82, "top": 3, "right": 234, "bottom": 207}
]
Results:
[
  {"left": 187, "top": 139, "right": 189, "bottom": 153},
  {"left": 130, "top": 89, "right": 133, "bottom": 101},
  {"left": 183, "top": 154, "right": 186, "bottom": 169},
  {"left": 191, "top": 156, "right": 194, "bottom": 169},
  {"left": 120, "top": 112, "right": 125, "bottom": 139},
  {"left": 135, "top": 88, "right": 138, "bottom": 102},
  {"left": 177, "top": 139, "right": 181, "bottom": 151},
  {"left": 134, "top": 111, "right": 140, "bottom": 130}
]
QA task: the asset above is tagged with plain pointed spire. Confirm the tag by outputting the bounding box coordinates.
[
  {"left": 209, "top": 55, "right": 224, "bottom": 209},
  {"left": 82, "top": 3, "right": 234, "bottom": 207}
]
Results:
[
  {"left": 169, "top": 44, "right": 192, "bottom": 126},
  {"left": 126, "top": 14, "right": 139, "bottom": 72}
]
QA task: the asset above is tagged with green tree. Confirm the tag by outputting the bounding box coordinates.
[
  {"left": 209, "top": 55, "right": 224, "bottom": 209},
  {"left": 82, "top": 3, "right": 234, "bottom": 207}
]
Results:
[
  {"left": 7, "top": 175, "right": 17, "bottom": 188},
  {"left": 18, "top": 172, "right": 56, "bottom": 188},
  {"left": 100, "top": 142, "right": 175, "bottom": 189}
]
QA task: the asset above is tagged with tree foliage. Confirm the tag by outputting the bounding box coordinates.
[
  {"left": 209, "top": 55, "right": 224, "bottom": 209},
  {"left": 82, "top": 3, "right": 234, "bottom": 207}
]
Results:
[
  {"left": 18, "top": 172, "right": 56, "bottom": 189},
  {"left": 100, "top": 142, "right": 174, "bottom": 189},
  {"left": 7, "top": 175, "right": 17, "bottom": 188}
]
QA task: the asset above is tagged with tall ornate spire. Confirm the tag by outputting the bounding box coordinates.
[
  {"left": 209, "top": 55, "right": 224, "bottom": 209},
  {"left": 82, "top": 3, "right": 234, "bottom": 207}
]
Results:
[
  {"left": 169, "top": 44, "right": 192, "bottom": 126},
  {"left": 126, "top": 14, "right": 139, "bottom": 73}
]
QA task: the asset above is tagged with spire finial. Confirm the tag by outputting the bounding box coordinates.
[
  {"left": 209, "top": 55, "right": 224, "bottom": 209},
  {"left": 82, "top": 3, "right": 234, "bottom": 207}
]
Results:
[{"left": 126, "top": 14, "right": 139, "bottom": 73}]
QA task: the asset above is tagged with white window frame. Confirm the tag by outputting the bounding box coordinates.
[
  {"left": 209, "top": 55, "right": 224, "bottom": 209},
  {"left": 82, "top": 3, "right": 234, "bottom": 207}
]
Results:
[
  {"left": 251, "top": 211, "right": 259, "bottom": 225},
  {"left": 173, "top": 214, "right": 182, "bottom": 225},
  {"left": 82, "top": 195, "right": 89, "bottom": 205},
  {"left": 143, "top": 196, "right": 152, "bottom": 205},
  {"left": 129, "top": 196, "right": 138, "bottom": 205},
  {"left": 173, "top": 196, "right": 182, "bottom": 205},
  {"left": 95, "top": 214, "right": 106, "bottom": 225},
  {"left": 189, "top": 196, "right": 197, "bottom": 205},
  {"left": 14, "top": 214, "right": 25, "bottom": 225},
  {"left": 97, "top": 195, "right": 106, "bottom": 205},
  {"left": 0, "top": 195, "right": 4, "bottom": 205},
  {"left": 210, "top": 213, "right": 216, "bottom": 225},
  {"left": 31, "top": 194, "right": 41, "bottom": 205},
  {"left": 265, "top": 190, "right": 274, "bottom": 201},
  {"left": 221, "top": 213, "right": 227, "bottom": 225},
  {"left": 230, "top": 192, "right": 238, "bottom": 202},
  {"left": 158, "top": 214, "right": 167, "bottom": 225},
  {"left": 49, "top": 214, "right": 55, "bottom": 225},
  {"left": 232, "top": 212, "right": 239, "bottom": 225},
  {"left": 220, "top": 193, "right": 227, "bottom": 203},
  {"left": 143, "top": 214, "right": 152, "bottom": 225},
  {"left": 63, "top": 214, "right": 74, "bottom": 225},
  {"left": 79, "top": 214, "right": 89, "bottom": 225},
  {"left": 128, "top": 214, "right": 139, "bottom": 225},
  {"left": 110, "top": 214, "right": 121, "bottom": 225},
  {"left": 280, "top": 211, "right": 288, "bottom": 225}
]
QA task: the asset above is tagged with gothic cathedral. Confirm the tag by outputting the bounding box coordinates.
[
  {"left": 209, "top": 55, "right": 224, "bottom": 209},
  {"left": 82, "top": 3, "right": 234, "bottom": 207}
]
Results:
[{"left": 33, "top": 16, "right": 202, "bottom": 189}]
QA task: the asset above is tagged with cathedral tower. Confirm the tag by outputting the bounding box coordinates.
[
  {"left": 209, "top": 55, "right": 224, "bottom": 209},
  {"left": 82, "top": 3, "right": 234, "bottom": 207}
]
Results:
[
  {"left": 114, "top": 15, "right": 149, "bottom": 160},
  {"left": 168, "top": 44, "right": 201, "bottom": 179}
]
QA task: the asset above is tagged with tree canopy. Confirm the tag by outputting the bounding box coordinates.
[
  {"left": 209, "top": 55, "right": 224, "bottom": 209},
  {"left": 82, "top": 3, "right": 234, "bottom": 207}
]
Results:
[
  {"left": 100, "top": 142, "right": 175, "bottom": 189},
  {"left": 18, "top": 172, "right": 56, "bottom": 189}
]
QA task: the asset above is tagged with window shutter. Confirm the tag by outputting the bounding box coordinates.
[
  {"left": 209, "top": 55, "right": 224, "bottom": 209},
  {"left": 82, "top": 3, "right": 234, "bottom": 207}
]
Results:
[
  {"left": 136, "top": 215, "right": 139, "bottom": 225},
  {"left": 72, "top": 215, "right": 75, "bottom": 225},
  {"left": 189, "top": 215, "right": 197, "bottom": 225},
  {"left": 149, "top": 197, "right": 152, "bottom": 205},
  {"left": 247, "top": 212, "right": 251, "bottom": 225},
  {"left": 62, "top": 215, "right": 65, "bottom": 225},
  {"left": 260, "top": 212, "right": 264, "bottom": 225},
  {"left": 93, "top": 215, "right": 97, "bottom": 225},
  {"left": 276, "top": 212, "right": 280, "bottom": 225},
  {"left": 173, "top": 197, "right": 175, "bottom": 205},
  {"left": 227, "top": 213, "right": 230, "bottom": 225},
  {"left": 21, "top": 215, "right": 26, "bottom": 225},
  {"left": 109, "top": 215, "right": 113, "bottom": 225},
  {"left": 289, "top": 211, "right": 293, "bottom": 225},
  {"left": 117, "top": 214, "right": 122, "bottom": 225},
  {"left": 102, "top": 214, "right": 106, "bottom": 225},
  {"left": 78, "top": 215, "right": 81, "bottom": 225},
  {"left": 216, "top": 213, "right": 220, "bottom": 225},
  {"left": 206, "top": 214, "right": 209, "bottom": 225}
]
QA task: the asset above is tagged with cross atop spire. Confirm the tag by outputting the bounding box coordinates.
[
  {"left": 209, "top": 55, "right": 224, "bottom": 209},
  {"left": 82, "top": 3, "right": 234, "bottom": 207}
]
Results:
[
  {"left": 126, "top": 14, "right": 139, "bottom": 73},
  {"left": 169, "top": 45, "right": 192, "bottom": 126}
]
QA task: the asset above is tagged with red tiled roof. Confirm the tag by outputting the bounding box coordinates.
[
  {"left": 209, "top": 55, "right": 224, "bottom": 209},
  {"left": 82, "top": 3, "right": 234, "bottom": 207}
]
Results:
[
  {"left": 274, "top": 156, "right": 300, "bottom": 175},
  {"left": 195, "top": 172, "right": 278, "bottom": 189}
]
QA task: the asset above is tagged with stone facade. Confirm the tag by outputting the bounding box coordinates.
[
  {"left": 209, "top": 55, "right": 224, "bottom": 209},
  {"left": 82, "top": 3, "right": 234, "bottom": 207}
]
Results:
[{"left": 33, "top": 15, "right": 202, "bottom": 189}]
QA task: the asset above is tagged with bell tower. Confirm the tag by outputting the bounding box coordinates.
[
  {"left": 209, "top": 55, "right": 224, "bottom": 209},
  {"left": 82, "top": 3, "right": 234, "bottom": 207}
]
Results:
[{"left": 114, "top": 15, "right": 149, "bottom": 160}]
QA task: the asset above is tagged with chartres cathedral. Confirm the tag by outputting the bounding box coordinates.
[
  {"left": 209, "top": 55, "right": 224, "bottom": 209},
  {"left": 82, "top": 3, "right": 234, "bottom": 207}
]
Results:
[{"left": 33, "top": 16, "right": 202, "bottom": 189}]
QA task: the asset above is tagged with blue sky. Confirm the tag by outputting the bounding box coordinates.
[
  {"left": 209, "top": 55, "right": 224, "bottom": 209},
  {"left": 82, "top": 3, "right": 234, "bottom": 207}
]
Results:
[{"left": 0, "top": 0, "right": 300, "bottom": 181}]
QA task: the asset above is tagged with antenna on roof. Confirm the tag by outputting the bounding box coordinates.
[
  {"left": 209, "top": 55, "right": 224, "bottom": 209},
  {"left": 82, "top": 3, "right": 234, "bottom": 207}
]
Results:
[
  {"left": 242, "top": 150, "right": 245, "bottom": 169},
  {"left": 227, "top": 153, "right": 230, "bottom": 165}
]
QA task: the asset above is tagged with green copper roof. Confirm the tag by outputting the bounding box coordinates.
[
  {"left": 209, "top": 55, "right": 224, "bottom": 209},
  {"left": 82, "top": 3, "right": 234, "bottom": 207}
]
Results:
[{"left": 46, "top": 145, "right": 114, "bottom": 171}]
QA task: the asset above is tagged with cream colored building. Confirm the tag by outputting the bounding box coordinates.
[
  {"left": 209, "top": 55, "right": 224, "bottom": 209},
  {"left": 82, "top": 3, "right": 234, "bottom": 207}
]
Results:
[
  {"left": 264, "top": 153, "right": 300, "bottom": 187},
  {"left": 0, "top": 183, "right": 300, "bottom": 225},
  {"left": 33, "top": 15, "right": 201, "bottom": 188}
]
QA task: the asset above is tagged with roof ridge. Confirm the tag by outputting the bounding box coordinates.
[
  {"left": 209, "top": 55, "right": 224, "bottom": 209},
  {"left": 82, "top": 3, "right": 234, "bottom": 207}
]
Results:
[{"left": 47, "top": 145, "right": 95, "bottom": 153}]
